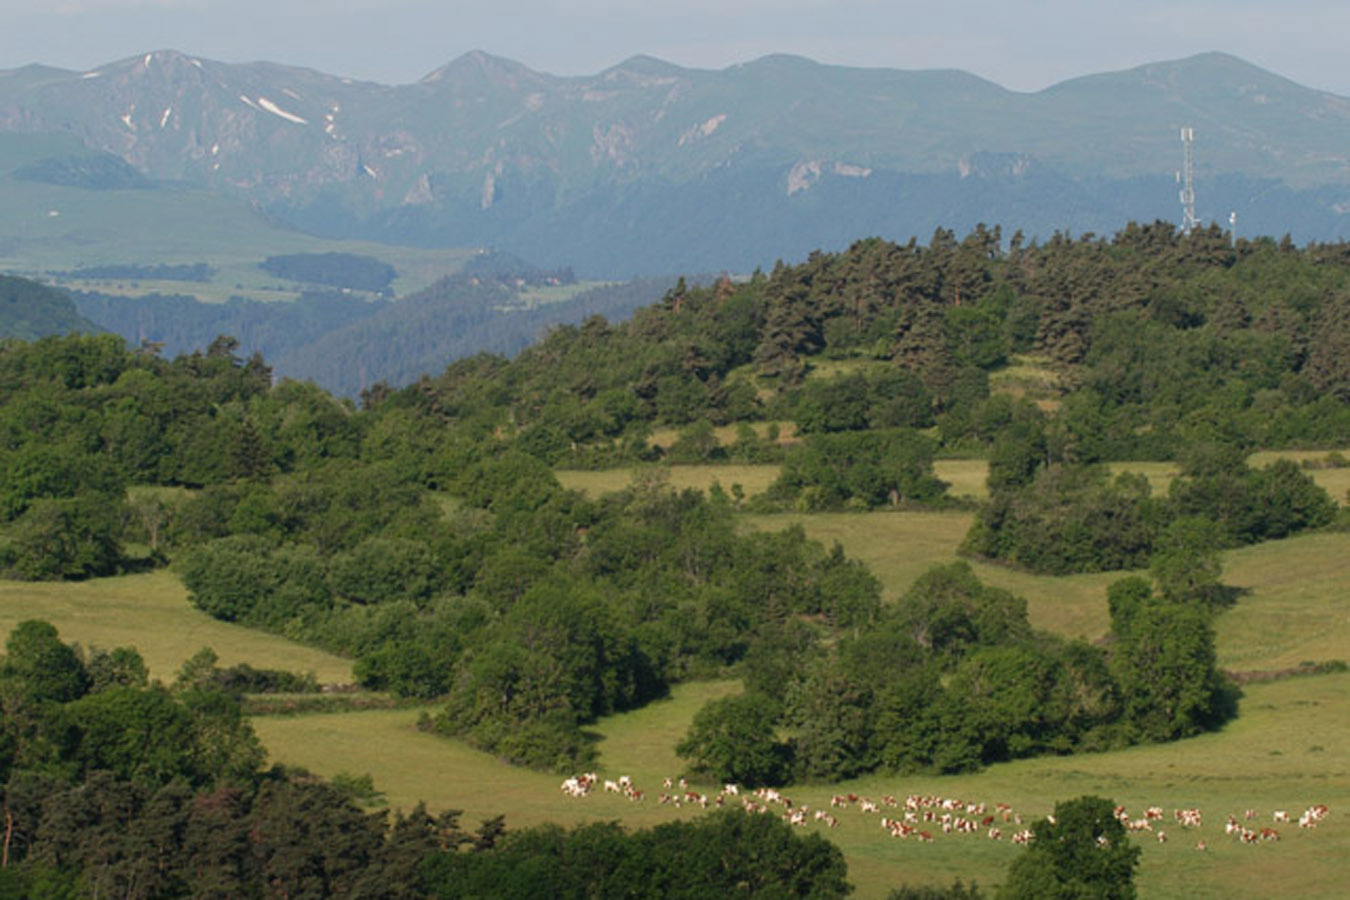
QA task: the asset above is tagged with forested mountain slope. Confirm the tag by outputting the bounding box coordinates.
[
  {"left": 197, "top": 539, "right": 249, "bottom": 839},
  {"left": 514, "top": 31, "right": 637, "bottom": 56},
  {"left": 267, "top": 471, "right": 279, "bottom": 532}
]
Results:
[
  {"left": 3, "top": 51, "right": 1350, "bottom": 273},
  {"left": 0, "top": 273, "right": 98, "bottom": 339}
]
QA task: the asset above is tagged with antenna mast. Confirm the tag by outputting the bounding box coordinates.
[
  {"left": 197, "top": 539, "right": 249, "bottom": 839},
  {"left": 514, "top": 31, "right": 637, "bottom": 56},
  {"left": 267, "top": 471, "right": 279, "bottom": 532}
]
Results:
[{"left": 1179, "top": 127, "right": 1198, "bottom": 235}]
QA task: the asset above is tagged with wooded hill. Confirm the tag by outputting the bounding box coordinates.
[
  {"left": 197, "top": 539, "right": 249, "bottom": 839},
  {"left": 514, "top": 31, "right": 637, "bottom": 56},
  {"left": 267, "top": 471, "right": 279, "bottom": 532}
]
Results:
[
  {"left": 0, "top": 274, "right": 98, "bottom": 341},
  {"left": 2, "top": 220, "right": 1348, "bottom": 785}
]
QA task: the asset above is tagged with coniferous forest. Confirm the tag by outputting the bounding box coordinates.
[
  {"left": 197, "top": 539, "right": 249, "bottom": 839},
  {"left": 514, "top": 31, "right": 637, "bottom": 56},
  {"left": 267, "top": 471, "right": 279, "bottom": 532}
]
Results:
[{"left": 3, "top": 220, "right": 1350, "bottom": 897}]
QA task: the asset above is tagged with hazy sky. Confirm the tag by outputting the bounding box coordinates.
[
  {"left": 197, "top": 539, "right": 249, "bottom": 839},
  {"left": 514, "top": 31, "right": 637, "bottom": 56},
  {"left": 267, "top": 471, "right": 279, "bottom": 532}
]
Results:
[{"left": 3, "top": 0, "right": 1348, "bottom": 96}]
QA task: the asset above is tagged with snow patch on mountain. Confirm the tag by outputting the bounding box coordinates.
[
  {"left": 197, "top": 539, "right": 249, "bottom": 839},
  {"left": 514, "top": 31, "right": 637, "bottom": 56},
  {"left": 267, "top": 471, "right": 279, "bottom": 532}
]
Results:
[{"left": 257, "top": 97, "right": 308, "bottom": 125}]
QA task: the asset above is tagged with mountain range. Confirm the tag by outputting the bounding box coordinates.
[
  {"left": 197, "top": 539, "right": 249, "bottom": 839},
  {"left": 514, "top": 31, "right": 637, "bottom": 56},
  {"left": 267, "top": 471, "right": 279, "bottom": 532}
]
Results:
[{"left": 3, "top": 49, "right": 1350, "bottom": 275}]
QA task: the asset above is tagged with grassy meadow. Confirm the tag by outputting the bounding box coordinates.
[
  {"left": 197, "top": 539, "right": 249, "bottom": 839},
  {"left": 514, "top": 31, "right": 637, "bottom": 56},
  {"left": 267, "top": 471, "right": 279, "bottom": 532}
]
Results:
[
  {"left": 555, "top": 448, "right": 1348, "bottom": 510},
  {"left": 558, "top": 464, "right": 782, "bottom": 498},
  {"left": 257, "top": 673, "right": 1350, "bottom": 900},
  {"left": 0, "top": 570, "right": 352, "bottom": 683},
  {"left": 0, "top": 167, "right": 478, "bottom": 303},
  {"left": 737, "top": 510, "right": 1119, "bottom": 640},
  {"left": 645, "top": 420, "right": 800, "bottom": 450},
  {"left": 933, "top": 458, "right": 990, "bottom": 501}
]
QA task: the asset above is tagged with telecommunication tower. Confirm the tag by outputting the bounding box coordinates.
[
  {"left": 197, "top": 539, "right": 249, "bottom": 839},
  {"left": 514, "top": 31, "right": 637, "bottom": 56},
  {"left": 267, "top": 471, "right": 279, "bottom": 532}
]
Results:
[{"left": 1179, "top": 127, "right": 1198, "bottom": 235}]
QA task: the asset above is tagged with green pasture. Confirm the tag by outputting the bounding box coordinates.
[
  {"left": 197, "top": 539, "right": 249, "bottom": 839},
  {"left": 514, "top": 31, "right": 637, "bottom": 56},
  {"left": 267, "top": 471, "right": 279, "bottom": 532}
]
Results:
[
  {"left": 1216, "top": 532, "right": 1350, "bottom": 671},
  {"left": 1110, "top": 451, "right": 1350, "bottom": 505},
  {"left": 557, "top": 464, "right": 782, "bottom": 499},
  {"left": 989, "top": 355, "right": 1065, "bottom": 410},
  {"left": 740, "top": 510, "right": 1350, "bottom": 669},
  {"left": 936, "top": 454, "right": 1347, "bottom": 506},
  {"left": 0, "top": 174, "right": 474, "bottom": 301},
  {"left": 256, "top": 673, "right": 1350, "bottom": 900},
  {"left": 739, "top": 510, "right": 976, "bottom": 603},
  {"left": 737, "top": 510, "right": 1115, "bottom": 640},
  {"left": 933, "top": 458, "right": 989, "bottom": 501},
  {"left": 0, "top": 570, "right": 352, "bottom": 683},
  {"left": 1108, "top": 460, "right": 1181, "bottom": 496},
  {"left": 254, "top": 680, "right": 745, "bottom": 832},
  {"left": 1250, "top": 449, "right": 1350, "bottom": 505},
  {"left": 805, "top": 358, "right": 897, "bottom": 380},
  {"left": 553, "top": 448, "right": 1341, "bottom": 514},
  {"left": 645, "top": 420, "right": 800, "bottom": 450}
]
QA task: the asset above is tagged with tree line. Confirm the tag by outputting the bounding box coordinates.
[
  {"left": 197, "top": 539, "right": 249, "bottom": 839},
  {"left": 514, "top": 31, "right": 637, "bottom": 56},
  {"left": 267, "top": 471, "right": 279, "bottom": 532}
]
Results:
[{"left": 0, "top": 620, "right": 856, "bottom": 899}]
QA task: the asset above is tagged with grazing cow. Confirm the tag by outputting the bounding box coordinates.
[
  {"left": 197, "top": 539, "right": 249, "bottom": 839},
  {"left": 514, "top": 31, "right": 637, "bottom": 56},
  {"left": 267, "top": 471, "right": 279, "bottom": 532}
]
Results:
[
  {"left": 830, "top": 795, "right": 848, "bottom": 808},
  {"left": 1195, "top": 840, "right": 1207, "bottom": 851},
  {"left": 1156, "top": 830, "right": 1167, "bottom": 843},
  {"left": 1273, "top": 810, "right": 1289, "bottom": 823},
  {"left": 1244, "top": 808, "right": 1257, "bottom": 821},
  {"left": 917, "top": 831, "right": 934, "bottom": 843},
  {"left": 1300, "top": 803, "right": 1329, "bottom": 828},
  {"left": 988, "top": 828, "right": 1003, "bottom": 841},
  {"left": 604, "top": 780, "right": 621, "bottom": 793},
  {"left": 722, "top": 783, "right": 739, "bottom": 796},
  {"left": 1174, "top": 808, "right": 1203, "bottom": 828},
  {"left": 1259, "top": 828, "right": 1280, "bottom": 842}
]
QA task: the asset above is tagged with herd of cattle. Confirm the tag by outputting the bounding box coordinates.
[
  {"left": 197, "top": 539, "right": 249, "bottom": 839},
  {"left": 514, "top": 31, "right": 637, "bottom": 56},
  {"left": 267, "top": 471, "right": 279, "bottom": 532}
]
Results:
[{"left": 559, "top": 773, "right": 1332, "bottom": 851}]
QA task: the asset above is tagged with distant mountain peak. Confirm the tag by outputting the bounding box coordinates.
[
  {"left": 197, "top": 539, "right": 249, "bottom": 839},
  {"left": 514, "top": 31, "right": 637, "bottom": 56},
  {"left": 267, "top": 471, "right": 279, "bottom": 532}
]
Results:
[
  {"left": 1045, "top": 50, "right": 1336, "bottom": 99},
  {"left": 602, "top": 55, "right": 687, "bottom": 78},
  {"left": 419, "top": 50, "right": 543, "bottom": 88},
  {"left": 734, "top": 53, "right": 822, "bottom": 72}
]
